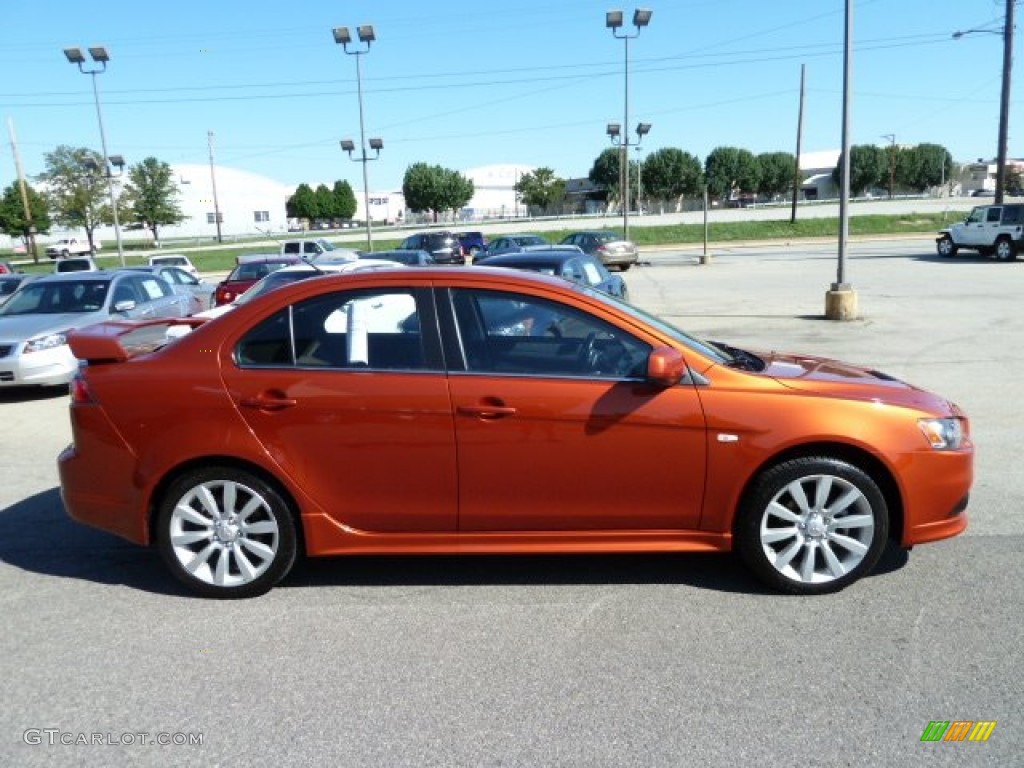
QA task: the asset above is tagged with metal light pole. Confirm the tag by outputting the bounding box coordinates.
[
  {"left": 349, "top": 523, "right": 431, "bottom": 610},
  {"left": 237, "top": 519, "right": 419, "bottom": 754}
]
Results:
[
  {"left": 333, "top": 25, "right": 380, "bottom": 252},
  {"left": 63, "top": 46, "right": 126, "bottom": 266},
  {"left": 636, "top": 145, "right": 644, "bottom": 215},
  {"left": 881, "top": 133, "right": 896, "bottom": 199},
  {"left": 825, "top": 0, "right": 857, "bottom": 321},
  {"left": 606, "top": 122, "right": 651, "bottom": 236},
  {"left": 953, "top": 0, "right": 1015, "bottom": 204},
  {"left": 606, "top": 8, "right": 652, "bottom": 242}
]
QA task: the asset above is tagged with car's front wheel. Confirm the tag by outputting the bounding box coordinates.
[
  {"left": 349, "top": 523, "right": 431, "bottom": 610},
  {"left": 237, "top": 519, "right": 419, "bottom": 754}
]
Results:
[
  {"left": 936, "top": 235, "right": 958, "bottom": 258},
  {"left": 156, "top": 467, "right": 298, "bottom": 598},
  {"left": 735, "top": 457, "right": 888, "bottom": 594}
]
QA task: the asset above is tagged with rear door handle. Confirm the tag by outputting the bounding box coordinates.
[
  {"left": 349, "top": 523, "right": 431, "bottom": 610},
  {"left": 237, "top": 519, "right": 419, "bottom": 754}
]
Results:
[
  {"left": 457, "top": 404, "right": 517, "bottom": 419},
  {"left": 239, "top": 392, "right": 298, "bottom": 412}
]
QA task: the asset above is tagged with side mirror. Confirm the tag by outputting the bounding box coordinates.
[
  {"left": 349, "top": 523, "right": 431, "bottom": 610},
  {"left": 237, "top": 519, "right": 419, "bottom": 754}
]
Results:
[
  {"left": 646, "top": 346, "right": 686, "bottom": 388},
  {"left": 113, "top": 299, "right": 137, "bottom": 313}
]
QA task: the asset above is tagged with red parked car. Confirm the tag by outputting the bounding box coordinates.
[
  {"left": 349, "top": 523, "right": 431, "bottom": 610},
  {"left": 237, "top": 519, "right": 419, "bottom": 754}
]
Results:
[
  {"left": 59, "top": 268, "right": 972, "bottom": 598},
  {"left": 214, "top": 254, "right": 302, "bottom": 306}
]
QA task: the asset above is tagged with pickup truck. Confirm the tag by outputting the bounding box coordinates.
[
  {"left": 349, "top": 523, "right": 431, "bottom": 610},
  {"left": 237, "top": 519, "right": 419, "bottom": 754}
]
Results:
[{"left": 46, "top": 238, "right": 101, "bottom": 259}]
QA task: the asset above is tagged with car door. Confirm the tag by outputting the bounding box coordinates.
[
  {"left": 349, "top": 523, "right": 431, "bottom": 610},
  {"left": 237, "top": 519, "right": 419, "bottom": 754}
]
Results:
[
  {"left": 219, "top": 285, "right": 457, "bottom": 533},
  {"left": 443, "top": 287, "right": 707, "bottom": 532},
  {"left": 961, "top": 206, "right": 997, "bottom": 247}
]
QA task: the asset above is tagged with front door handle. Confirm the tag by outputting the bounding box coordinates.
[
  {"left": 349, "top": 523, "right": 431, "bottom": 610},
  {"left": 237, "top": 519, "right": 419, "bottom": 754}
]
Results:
[
  {"left": 457, "top": 404, "right": 517, "bottom": 420},
  {"left": 239, "top": 391, "right": 297, "bottom": 412}
]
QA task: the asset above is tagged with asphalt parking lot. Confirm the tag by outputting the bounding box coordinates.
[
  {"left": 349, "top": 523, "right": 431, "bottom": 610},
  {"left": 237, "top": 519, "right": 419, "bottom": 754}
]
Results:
[{"left": 1, "top": 237, "right": 1020, "bottom": 767}]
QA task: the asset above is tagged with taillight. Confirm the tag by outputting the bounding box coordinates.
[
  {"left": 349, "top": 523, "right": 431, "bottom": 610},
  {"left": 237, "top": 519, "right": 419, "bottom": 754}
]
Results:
[{"left": 70, "top": 373, "right": 95, "bottom": 404}]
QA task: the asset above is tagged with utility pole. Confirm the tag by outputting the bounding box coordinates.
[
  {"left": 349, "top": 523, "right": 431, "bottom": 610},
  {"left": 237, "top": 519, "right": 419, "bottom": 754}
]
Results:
[
  {"left": 996, "top": 0, "right": 1015, "bottom": 204},
  {"left": 7, "top": 118, "right": 39, "bottom": 262},
  {"left": 208, "top": 130, "right": 223, "bottom": 243},
  {"left": 790, "top": 64, "right": 805, "bottom": 224}
]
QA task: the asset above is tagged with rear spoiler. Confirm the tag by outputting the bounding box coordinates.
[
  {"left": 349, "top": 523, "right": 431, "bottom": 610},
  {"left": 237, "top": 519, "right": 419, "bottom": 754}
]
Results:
[{"left": 68, "top": 317, "right": 209, "bottom": 364}]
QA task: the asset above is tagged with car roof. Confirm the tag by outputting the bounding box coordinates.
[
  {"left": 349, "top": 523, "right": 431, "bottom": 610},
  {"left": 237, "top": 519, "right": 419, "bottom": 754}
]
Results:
[
  {"left": 236, "top": 253, "right": 296, "bottom": 263},
  {"left": 477, "top": 250, "right": 583, "bottom": 267},
  {"left": 34, "top": 271, "right": 116, "bottom": 283}
]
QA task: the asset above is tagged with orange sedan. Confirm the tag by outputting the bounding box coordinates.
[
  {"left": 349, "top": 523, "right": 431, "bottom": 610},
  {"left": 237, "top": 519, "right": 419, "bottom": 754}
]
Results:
[{"left": 58, "top": 268, "right": 972, "bottom": 598}]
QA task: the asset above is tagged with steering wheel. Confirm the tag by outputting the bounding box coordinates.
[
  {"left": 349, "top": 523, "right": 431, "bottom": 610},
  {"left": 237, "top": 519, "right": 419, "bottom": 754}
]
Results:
[{"left": 577, "top": 332, "right": 599, "bottom": 372}]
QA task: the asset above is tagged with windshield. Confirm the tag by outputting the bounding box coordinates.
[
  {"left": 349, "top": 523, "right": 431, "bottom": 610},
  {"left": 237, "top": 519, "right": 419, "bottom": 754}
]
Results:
[
  {"left": 317, "top": 240, "right": 336, "bottom": 251},
  {"left": 581, "top": 286, "right": 730, "bottom": 364},
  {"left": 0, "top": 280, "right": 109, "bottom": 315}
]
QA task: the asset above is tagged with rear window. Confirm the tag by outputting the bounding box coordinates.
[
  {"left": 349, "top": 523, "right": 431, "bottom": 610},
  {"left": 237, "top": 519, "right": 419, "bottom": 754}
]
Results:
[
  {"left": 230, "top": 261, "right": 293, "bottom": 281},
  {"left": 1002, "top": 206, "right": 1024, "bottom": 225},
  {"left": 152, "top": 256, "right": 187, "bottom": 267},
  {"left": 56, "top": 260, "right": 94, "bottom": 273}
]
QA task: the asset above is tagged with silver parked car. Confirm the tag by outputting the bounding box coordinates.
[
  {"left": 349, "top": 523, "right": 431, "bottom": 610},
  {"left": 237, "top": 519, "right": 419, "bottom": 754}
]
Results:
[
  {"left": 123, "top": 265, "right": 216, "bottom": 313},
  {"left": 0, "top": 271, "right": 191, "bottom": 387},
  {"left": 559, "top": 230, "right": 639, "bottom": 271}
]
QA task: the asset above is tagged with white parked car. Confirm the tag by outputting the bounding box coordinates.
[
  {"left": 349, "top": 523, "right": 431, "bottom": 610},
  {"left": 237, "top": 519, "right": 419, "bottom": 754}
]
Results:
[
  {"left": 0, "top": 271, "right": 190, "bottom": 387},
  {"left": 149, "top": 254, "right": 200, "bottom": 278}
]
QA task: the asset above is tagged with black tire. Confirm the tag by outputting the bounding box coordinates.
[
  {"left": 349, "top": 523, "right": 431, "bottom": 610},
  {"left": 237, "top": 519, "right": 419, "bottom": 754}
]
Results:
[
  {"left": 735, "top": 456, "right": 889, "bottom": 595},
  {"left": 936, "top": 235, "right": 957, "bottom": 258},
  {"left": 994, "top": 236, "right": 1016, "bottom": 261},
  {"left": 618, "top": 263, "right": 633, "bottom": 272},
  {"left": 156, "top": 467, "right": 297, "bottom": 598}
]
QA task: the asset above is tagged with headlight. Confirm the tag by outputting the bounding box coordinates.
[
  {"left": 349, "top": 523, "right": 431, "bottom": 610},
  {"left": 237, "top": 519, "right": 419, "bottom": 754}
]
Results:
[
  {"left": 23, "top": 332, "right": 68, "bottom": 354},
  {"left": 918, "top": 418, "right": 966, "bottom": 450}
]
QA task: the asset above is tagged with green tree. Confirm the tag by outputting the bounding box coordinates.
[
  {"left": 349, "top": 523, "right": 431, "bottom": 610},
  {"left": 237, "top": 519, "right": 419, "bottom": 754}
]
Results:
[
  {"left": 120, "top": 157, "right": 186, "bottom": 245},
  {"left": 402, "top": 163, "right": 474, "bottom": 222},
  {"left": 832, "top": 145, "right": 886, "bottom": 196},
  {"left": 1007, "top": 165, "right": 1023, "bottom": 195},
  {"left": 515, "top": 167, "right": 567, "bottom": 214},
  {"left": 0, "top": 181, "right": 52, "bottom": 262},
  {"left": 588, "top": 147, "right": 622, "bottom": 203},
  {"left": 287, "top": 183, "right": 318, "bottom": 224},
  {"left": 37, "top": 145, "right": 112, "bottom": 252},
  {"left": 314, "top": 184, "right": 334, "bottom": 222},
  {"left": 757, "top": 152, "right": 796, "bottom": 199},
  {"left": 641, "top": 148, "right": 703, "bottom": 211},
  {"left": 704, "top": 146, "right": 761, "bottom": 200},
  {"left": 332, "top": 180, "right": 357, "bottom": 221},
  {"left": 901, "top": 144, "right": 952, "bottom": 192}
]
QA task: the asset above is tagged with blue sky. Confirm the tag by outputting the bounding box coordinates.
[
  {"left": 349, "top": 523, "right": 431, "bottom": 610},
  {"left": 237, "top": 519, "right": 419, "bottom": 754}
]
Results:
[{"left": 0, "top": 0, "right": 1017, "bottom": 193}]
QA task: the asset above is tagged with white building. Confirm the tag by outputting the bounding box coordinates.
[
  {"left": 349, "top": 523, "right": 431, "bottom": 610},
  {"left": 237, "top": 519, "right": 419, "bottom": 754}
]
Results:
[
  {"left": 167, "top": 164, "right": 292, "bottom": 240},
  {"left": 461, "top": 164, "right": 537, "bottom": 220}
]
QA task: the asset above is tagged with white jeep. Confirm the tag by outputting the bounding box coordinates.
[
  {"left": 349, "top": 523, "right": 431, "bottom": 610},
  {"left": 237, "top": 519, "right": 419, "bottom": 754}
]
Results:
[{"left": 936, "top": 204, "right": 1024, "bottom": 261}]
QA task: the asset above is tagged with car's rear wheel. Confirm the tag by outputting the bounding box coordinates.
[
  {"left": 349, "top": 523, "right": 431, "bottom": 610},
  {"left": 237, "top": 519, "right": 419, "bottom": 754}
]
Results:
[
  {"left": 994, "top": 236, "right": 1017, "bottom": 261},
  {"left": 936, "top": 235, "right": 958, "bottom": 258},
  {"left": 735, "top": 457, "right": 888, "bottom": 594},
  {"left": 156, "top": 467, "right": 297, "bottom": 598}
]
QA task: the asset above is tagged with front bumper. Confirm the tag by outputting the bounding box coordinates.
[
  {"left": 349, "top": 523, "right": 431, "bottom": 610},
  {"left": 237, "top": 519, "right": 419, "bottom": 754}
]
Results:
[{"left": 0, "top": 344, "right": 78, "bottom": 387}]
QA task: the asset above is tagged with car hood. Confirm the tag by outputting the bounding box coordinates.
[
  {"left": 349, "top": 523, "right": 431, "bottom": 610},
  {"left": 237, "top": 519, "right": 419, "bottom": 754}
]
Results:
[
  {"left": 0, "top": 311, "right": 105, "bottom": 341},
  {"left": 756, "top": 349, "right": 953, "bottom": 412}
]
